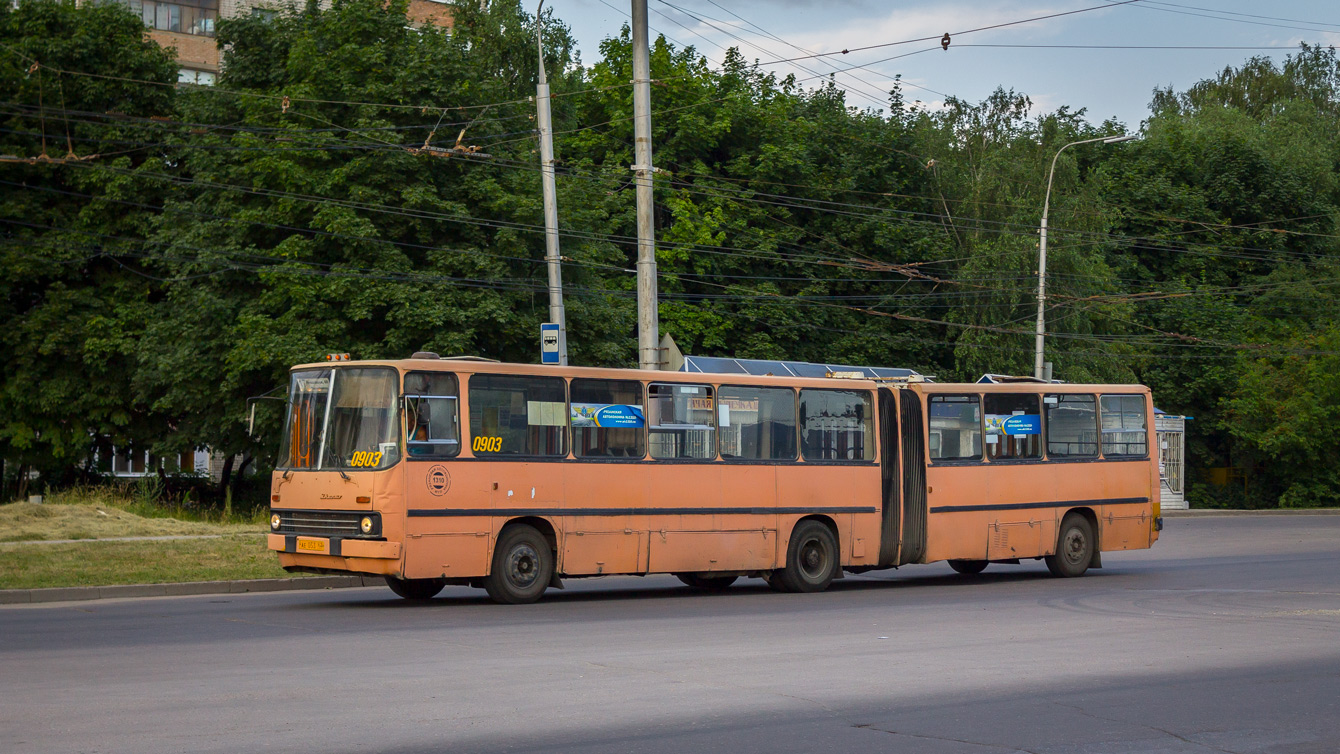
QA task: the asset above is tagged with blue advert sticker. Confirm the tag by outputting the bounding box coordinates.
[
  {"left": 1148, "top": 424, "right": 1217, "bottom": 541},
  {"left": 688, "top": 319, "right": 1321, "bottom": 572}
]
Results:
[
  {"left": 571, "top": 403, "right": 645, "bottom": 428},
  {"left": 1002, "top": 414, "right": 1041, "bottom": 435}
]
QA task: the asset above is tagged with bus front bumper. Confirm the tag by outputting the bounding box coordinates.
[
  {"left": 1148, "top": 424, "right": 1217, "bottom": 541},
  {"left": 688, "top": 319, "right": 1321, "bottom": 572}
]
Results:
[{"left": 267, "top": 533, "right": 401, "bottom": 559}]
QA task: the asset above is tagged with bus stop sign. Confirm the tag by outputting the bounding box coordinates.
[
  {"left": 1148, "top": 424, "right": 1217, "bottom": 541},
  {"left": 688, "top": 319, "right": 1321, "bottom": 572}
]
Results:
[{"left": 541, "top": 323, "right": 560, "bottom": 364}]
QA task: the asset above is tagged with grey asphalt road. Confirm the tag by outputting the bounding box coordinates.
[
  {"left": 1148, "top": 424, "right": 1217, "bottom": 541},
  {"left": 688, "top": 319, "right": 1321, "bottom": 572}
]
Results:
[{"left": 2, "top": 516, "right": 1338, "bottom": 754}]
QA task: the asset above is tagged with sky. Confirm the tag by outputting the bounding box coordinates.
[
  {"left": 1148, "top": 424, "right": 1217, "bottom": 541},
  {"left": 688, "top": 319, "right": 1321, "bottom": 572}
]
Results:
[{"left": 546, "top": 0, "right": 1340, "bottom": 129}]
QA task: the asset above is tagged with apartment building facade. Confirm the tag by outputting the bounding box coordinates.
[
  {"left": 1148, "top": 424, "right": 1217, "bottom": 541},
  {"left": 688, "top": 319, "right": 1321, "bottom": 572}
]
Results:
[{"left": 121, "top": 0, "right": 454, "bottom": 85}]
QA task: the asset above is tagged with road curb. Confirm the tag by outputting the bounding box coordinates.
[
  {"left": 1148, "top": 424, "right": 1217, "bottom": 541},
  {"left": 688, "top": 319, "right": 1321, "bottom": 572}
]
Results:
[
  {"left": 0, "top": 575, "right": 385, "bottom": 605},
  {"left": 1163, "top": 509, "right": 1340, "bottom": 517}
]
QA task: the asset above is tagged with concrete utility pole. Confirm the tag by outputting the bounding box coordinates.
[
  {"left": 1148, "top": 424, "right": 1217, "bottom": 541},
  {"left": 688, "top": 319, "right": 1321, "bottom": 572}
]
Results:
[
  {"left": 631, "top": 0, "right": 660, "bottom": 370},
  {"left": 535, "top": 0, "right": 567, "bottom": 365},
  {"left": 1035, "top": 133, "right": 1137, "bottom": 379}
]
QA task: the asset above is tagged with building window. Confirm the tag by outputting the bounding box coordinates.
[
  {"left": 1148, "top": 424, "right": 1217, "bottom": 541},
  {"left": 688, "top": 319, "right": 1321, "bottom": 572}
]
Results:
[
  {"left": 1045, "top": 394, "right": 1098, "bottom": 457},
  {"left": 984, "top": 394, "right": 1042, "bottom": 460},
  {"left": 177, "top": 68, "right": 216, "bottom": 86},
  {"left": 719, "top": 386, "right": 796, "bottom": 461},
  {"left": 1100, "top": 395, "right": 1148, "bottom": 457},
  {"left": 112, "top": 449, "right": 146, "bottom": 476},
  {"left": 929, "top": 395, "right": 982, "bottom": 461},
  {"left": 647, "top": 383, "right": 715, "bottom": 460},
  {"left": 468, "top": 374, "right": 567, "bottom": 457},
  {"left": 129, "top": 0, "right": 218, "bottom": 37},
  {"left": 571, "top": 379, "right": 645, "bottom": 459},
  {"left": 799, "top": 389, "right": 873, "bottom": 461}
]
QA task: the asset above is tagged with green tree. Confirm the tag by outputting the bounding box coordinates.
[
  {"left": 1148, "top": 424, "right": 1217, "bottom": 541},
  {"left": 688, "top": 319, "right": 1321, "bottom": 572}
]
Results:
[{"left": 0, "top": 0, "right": 177, "bottom": 490}]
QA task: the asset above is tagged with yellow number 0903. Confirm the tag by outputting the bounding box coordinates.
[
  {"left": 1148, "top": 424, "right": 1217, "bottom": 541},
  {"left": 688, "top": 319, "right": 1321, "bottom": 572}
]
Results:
[
  {"left": 472, "top": 436, "right": 502, "bottom": 453},
  {"left": 350, "top": 451, "right": 383, "bottom": 467}
]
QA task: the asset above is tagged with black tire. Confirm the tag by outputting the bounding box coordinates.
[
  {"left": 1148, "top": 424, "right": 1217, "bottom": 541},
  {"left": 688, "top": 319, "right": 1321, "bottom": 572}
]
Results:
[
  {"left": 483, "top": 525, "right": 554, "bottom": 604},
  {"left": 1046, "top": 513, "right": 1095, "bottom": 578},
  {"left": 676, "top": 574, "right": 739, "bottom": 590},
  {"left": 385, "top": 576, "right": 446, "bottom": 601},
  {"left": 771, "top": 520, "right": 839, "bottom": 593},
  {"left": 948, "top": 559, "right": 988, "bottom": 575}
]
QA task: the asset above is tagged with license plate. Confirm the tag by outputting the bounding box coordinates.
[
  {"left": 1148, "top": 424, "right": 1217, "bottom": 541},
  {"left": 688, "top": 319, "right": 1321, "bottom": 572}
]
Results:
[{"left": 297, "top": 538, "right": 328, "bottom": 554}]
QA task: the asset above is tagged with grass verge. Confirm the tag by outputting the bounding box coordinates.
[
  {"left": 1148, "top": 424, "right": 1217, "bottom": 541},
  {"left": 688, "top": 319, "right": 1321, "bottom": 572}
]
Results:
[
  {"left": 0, "top": 486, "right": 305, "bottom": 591},
  {"left": 0, "top": 501, "right": 260, "bottom": 542},
  {"left": 0, "top": 535, "right": 297, "bottom": 590}
]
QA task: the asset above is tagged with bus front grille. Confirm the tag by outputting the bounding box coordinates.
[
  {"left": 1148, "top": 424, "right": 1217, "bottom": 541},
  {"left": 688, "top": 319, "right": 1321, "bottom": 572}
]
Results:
[{"left": 273, "top": 510, "right": 375, "bottom": 538}]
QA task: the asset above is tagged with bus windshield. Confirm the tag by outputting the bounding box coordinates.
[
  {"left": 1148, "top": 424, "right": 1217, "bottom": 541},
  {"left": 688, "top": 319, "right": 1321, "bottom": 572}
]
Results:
[{"left": 278, "top": 367, "right": 400, "bottom": 471}]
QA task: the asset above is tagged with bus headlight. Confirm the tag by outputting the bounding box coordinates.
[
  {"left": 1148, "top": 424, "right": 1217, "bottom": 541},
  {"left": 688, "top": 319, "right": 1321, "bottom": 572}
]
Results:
[
  {"left": 270, "top": 513, "right": 282, "bottom": 531},
  {"left": 360, "top": 516, "right": 374, "bottom": 534}
]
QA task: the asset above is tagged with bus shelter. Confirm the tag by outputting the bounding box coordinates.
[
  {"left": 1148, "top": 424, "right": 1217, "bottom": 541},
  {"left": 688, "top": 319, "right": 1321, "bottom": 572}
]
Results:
[{"left": 1155, "top": 411, "right": 1188, "bottom": 510}]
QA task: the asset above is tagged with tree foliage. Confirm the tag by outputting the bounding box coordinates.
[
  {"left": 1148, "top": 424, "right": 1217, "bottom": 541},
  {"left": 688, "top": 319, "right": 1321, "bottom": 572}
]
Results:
[{"left": 3, "top": 1, "right": 1339, "bottom": 506}]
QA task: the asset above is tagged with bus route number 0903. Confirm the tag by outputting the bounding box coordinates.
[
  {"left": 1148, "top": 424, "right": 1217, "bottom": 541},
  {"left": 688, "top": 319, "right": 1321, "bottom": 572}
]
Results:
[
  {"left": 472, "top": 436, "right": 502, "bottom": 453},
  {"left": 349, "top": 451, "right": 383, "bottom": 467}
]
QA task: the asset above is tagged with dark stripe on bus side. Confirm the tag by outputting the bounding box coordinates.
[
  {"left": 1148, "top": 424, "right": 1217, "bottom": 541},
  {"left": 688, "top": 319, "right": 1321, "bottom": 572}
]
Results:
[
  {"left": 928, "top": 497, "right": 1150, "bottom": 514},
  {"left": 407, "top": 506, "right": 878, "bottom": 518}
]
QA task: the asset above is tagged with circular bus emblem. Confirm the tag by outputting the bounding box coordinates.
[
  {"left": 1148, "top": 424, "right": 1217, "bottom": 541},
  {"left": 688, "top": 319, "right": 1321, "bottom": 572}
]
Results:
[{"left": 426, "top": 465, "right": 451, "bottom": 496}]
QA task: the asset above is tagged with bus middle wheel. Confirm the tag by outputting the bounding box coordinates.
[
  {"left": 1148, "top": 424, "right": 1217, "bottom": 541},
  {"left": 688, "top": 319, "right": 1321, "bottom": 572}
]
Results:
[
  {"left": 948, "top": 559, "right": 988, "bottom": 575},
  {"left": 385, "top": 576, "right": 446, "bottom": 601},
  {"left": 676, "top": 574, "right": 738, "bottom": 590},
  {"left": 772, "top": 520, "right": 839, "bottom": 593},
  {"left": 483, "top": 524, "right": 554, "bottom": 604}
]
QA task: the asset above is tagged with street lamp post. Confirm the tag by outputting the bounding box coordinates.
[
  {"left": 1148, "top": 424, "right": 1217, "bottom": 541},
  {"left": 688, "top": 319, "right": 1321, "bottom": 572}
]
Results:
[
  {"left": 536, "top": 0, "right": 568, "bottom": 365},
  {"left": 1034, "top": 134, "right": 1137, "bottom": 379}
]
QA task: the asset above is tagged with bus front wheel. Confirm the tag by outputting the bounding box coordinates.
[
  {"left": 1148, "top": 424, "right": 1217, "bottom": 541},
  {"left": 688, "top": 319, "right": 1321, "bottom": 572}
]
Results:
[
  {"left": 772, "top": 520, "right": 839, "bottom": 593},
  {"left": 1046, "top": 513, "right": 1095, "bottom": 578},
  {"left": 483, "top": 525, "right": 554, "bottom": 604},
  {"left": 385, "top": 576, "right": 446, "bottom": 601},
  {"left": 948, "top": 559, "right": 988, "bottom": 575}
]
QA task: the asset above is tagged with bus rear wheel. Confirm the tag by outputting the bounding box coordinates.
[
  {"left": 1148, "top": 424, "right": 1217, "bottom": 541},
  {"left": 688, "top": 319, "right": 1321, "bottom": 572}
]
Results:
[
  {"left": 676, "top": 574, "right": 738, "bottom": 590},
  {"left": 1046, "top": 513, "right": 1095, "bottom": 578},
  {"left": 483, "top": 525, "right": 554, "bottom": 604},
  {"left": 772, "top": 520, "right": 839, "bottom": 593},
  {"left": 948, "top": 559, "right": 988, "bottom": 575},
  {"left": 385, "top": 576, "right": 446, "bottom": 601}
]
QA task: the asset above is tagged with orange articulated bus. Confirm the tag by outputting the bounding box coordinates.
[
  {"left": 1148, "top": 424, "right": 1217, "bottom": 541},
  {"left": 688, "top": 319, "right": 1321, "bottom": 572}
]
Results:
[{"left": 267, "top": 355, "right": 1161, "bottom": 603}]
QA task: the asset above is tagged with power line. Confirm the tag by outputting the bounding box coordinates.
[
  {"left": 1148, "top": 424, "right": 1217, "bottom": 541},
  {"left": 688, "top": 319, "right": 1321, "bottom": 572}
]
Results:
[
  {"left": 28, "top": 103, "right": 1338, "bottom": 274},
  {"left": 1141, "top": 1, "right": 1340, "bottom": 28},
  {"left": 1121, "top": 1, "right": 1340, "bottom": 34},
  {"left": 738, "top": 0, "right": 1145, "bottom": 68}
]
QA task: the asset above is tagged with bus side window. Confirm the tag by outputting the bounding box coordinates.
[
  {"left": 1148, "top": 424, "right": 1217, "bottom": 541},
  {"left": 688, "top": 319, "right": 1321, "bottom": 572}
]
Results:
[
  {"left": 799, "top": 389, "right": 873, "bottom": 461},
  {"left": 1100, "top": 394, "right": 1148, "bottom": 457},
  {"left": 571, "top": 378, "right": 646, "bottom": 459},
  {"left": 405, "top": 372, "right": 460, "bottom": 459},
  {"left": 468, "top": 374, "right": 568, "bottom": 457},
  {"left": 984, "top": 394, "right": 1042, "bottom": 460},
  {"left": 928, "top": 395, "right": 982, "bottom": 461},
  {"left": 1045, "top": 394, "right": 1098, "bottom": 458},
  {"left": 647, "top": 383, "right": 715, "bottom": 460},
  {"left": 719, "top": 386, "right": 797, "bottom": 461}
]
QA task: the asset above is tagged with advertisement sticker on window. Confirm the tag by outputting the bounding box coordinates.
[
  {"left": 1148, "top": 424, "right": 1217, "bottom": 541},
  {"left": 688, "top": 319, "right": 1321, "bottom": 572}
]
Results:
[
  {"left": 986, "top": 414, "right": 1041, "bottom": 435},
  {"left": 570, "top": 403, "right": 646, "bottom": 428}
]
